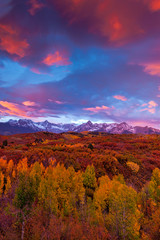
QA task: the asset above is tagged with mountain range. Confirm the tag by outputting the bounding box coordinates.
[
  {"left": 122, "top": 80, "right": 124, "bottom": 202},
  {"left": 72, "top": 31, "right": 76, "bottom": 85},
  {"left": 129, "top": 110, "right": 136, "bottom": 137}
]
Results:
[{"left": 0, "top": 119, "right": 160, "bottom": 135}]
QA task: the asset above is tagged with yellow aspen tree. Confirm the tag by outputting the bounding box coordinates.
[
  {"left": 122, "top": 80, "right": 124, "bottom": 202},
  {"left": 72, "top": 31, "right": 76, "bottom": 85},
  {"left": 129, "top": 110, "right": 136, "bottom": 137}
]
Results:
[
  {"left": 5, "top": 176, "right": 11, "bottom": 195},
  {"left": 17, "top": 157, "right": 28, "bottom": 175},
  {"left": 109, "top": 178, "right": 140, "bottom": 240}
]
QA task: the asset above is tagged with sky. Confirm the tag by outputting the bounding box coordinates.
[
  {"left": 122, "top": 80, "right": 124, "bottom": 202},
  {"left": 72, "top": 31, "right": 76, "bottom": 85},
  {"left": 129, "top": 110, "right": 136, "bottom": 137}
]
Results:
[{"left": 1, "top": 0, "right": 160, "bottom": 127}]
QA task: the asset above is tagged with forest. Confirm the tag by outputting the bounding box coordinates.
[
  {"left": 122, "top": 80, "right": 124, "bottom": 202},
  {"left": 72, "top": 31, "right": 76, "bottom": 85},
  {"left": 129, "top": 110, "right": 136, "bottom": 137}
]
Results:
[{"left": 0, "top": 131, "right": 160, "bottom": 239}]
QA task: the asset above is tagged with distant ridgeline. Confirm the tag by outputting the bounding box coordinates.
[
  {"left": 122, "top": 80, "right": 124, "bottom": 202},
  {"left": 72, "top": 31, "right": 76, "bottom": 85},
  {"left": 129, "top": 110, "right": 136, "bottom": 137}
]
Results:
[{"left": 0, "top": 119, "right": 160, "bottom": 135}]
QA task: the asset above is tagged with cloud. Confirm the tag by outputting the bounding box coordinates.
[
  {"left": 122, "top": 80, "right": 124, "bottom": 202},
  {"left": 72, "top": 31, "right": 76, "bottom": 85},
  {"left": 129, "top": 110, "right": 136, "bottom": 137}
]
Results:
[
  {"left": 148, "top": 100, "right": 158, "bottom": 107},
  {"left": 48, "top": 0, "right": 152, "bottom": 46},
  {"left": 148, "top": 0, "right": 160, "bottom": 11},
  {"left": 83, "top": 105, "right": 114, "bottom": 114},
  {"left": 55, "top": 100, "right": 65, "bottom": 104},
  {"left": 22, "top": 101, "right": 37, "bottom": 106},
  {"left": 140, "top": 100, "right": 158, "bottom": 114},
  {"left": 113, "top": 95, "right": 127, "bottom": 101},
  {"left": 42, "top": 51, "right": 71, "bottom": 66},
  {"left": 0, "top": 101, "right": 31, "bottom": 118},
  {"left": 141, "top": 63, "right": 160, "bottom": 76},
  {"left": 28, "top": 0, "right": 45, "bottom": 16},
  {"left": 0, "top": 100, "right": 60, "bottom": 118},
  {"left": 0, "top": 24, "right": 29, "bottom": 58}
]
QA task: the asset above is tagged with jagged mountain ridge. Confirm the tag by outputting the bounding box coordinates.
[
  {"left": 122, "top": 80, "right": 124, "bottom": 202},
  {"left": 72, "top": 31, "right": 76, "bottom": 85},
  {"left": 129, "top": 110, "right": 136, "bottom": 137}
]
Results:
[{"left": 0, "top": 119, "right": 160, "bottom": 135}]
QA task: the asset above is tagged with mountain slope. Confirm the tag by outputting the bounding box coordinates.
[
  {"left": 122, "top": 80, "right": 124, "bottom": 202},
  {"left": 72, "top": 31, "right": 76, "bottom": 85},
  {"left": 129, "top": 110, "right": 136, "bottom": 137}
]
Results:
[{"left": 0, "top": 119, "right": 160, "bottom": 135}]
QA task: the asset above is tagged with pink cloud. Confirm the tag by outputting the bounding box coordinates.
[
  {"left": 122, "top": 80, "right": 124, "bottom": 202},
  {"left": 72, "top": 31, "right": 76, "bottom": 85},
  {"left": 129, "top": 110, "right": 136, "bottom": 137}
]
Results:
[
  {"left": 28, "top": 0, "right": 45, "bottom": 15},
  {"left": 31, "top": 68, "right": 41, "bottom": 74},
  {"left": 48, "top": 99, "right": 65, "bottom": 104},
  {"left": 55, "top": 100, "right": 64, "bottom": 104},
  {"left": 22, "top": 101, "right": 37, "bottom": 107},
  {"left": 113, "top": 95, "right": 127, "bottom": 101},
  {"left": 0, "top": 101, "right": 31, "bottom": 118},
  {"left": 42, "top": 51, "right": 71, "bottom": 66},
  {"left": 140, "top": 108, "right": 156, "bottom": 114},
  {"left": 83, "top": 105, "right": 114, "bottom": 114},
  {"left": 141, "top": 103, "right": 148, "bottom": 107},
  {"left": 148, "top": 100, "right": 158, "bottom": 107},
  {"left": 140, "top": 100, "right": 158, "bottom": 114},
  {"left": 0, "top": 100, "right": 56, "bottom": 118},
  {"left": 0, "top": 24, "right": 29, "bottom": 58},
  {"left": 141, "top": 63, "right": 160, "bottom": 76}
]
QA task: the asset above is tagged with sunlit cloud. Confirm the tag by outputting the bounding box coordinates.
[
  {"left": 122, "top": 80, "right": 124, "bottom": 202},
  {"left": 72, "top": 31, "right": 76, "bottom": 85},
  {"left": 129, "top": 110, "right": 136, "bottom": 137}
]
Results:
[
  {"left": 42, "top": 51, "right": 71, "bottom": 66},
  {"left": 0, "top": 100, "right": 58, "bottom": 118},
  {"left": 22, "top": 101, "right": 37, "bottom": 107},
  {"left": 141, "top": 63, "right": 160, "bottom": 76},
  {"left": 0, "top": 101, "right": 31, "bottom": 118},
  {"left": 148, "top": 0, "right": 160, "bottom": 11},
  {"left": 83, "top": 105, "right": 114, "bottom": 114},
  {"left": 113, "top": 95, "right": 127, "bottom": 101},
  {"left": 0, "top": 24, "right": 29, "bottom": 58},
  {"left": 148, "top": 100, "right": 158, "bottom": 108},
  {"left": 140, "top": 100, "right": 158, "bottom": 114}
]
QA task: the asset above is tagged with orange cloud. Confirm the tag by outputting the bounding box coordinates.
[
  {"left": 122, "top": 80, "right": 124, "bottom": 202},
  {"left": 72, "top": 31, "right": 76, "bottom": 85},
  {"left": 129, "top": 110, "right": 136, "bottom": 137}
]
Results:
[
  {"left": 141, "top": 63, "right": 160, "bottom": 76},
  {"left": 0, "top": 101, "right": 30, "bottom": 117},
  {"left": 28, "top": 0, "right": 44, "bottom": 15},
  {"left": 140, "top": 108, "right": 156, "bottom": 114},
  {"left": 42, "top": 51, "right": 71, "bottom": 66},
  {"left": 22, "top": 101, "right": 37, "bottom": 106},
  {"left": 148, "top": 100, "right": 158, "bottom": 107},
  {"left": 0, "top": 101, "right": 57, "bottom": 118},
  {"left": 83, "top": 105, "right": 114, "bottom": 113},
  {"left": 140, "top": 100, "right": 158, "bottom": 114},
  {"left": 149, "top": 0, "right": 160, "bottom": 11},
  {"left": 113, "top": 95, "right": 127, "bottom": 101},
  {"left": 0, "top": 24, "right": 29, "bottom": 58}
]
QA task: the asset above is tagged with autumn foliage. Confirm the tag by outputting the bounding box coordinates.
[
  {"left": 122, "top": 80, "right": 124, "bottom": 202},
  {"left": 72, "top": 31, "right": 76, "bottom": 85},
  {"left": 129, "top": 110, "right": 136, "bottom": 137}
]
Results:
[{"left": 0, "top": 131, "right": 159, "bottom": 239}]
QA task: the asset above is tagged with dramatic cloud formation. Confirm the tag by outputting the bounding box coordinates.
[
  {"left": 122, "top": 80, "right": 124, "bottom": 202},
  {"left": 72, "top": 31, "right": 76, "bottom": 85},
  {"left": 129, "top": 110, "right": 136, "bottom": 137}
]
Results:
[
  {"left": 0, "top": 0, "right": 160, "bottom": 127},
  {"left": 0, "top": 24, "right": 29, "bottom": 57}
]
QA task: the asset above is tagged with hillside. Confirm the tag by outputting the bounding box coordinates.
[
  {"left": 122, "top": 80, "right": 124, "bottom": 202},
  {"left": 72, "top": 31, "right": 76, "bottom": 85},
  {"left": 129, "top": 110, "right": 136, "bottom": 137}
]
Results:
[
  {"left": 0, "top": 131, "right": 160, "bottom": 189},
  {"left": 0, "top": 132, "right": 160, "bottom": 239}
]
